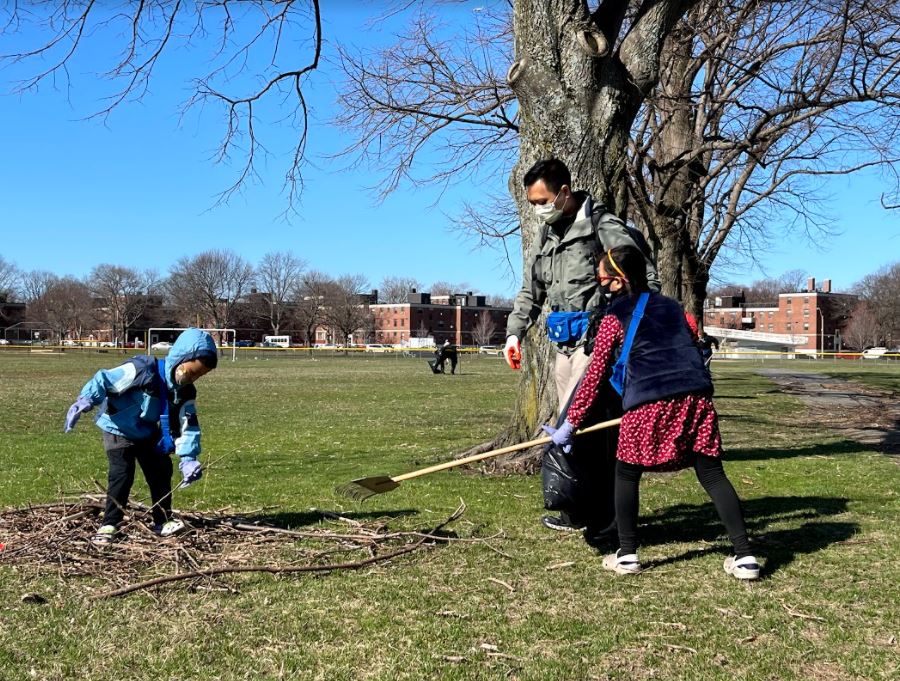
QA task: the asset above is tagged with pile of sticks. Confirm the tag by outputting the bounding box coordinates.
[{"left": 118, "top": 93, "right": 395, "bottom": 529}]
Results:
[{"left": 0, "top": 495, "right": 465, "bottom": 600}]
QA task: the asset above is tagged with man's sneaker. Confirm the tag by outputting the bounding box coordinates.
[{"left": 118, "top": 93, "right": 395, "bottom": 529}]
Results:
[
  {"left": 602, "top": 549, "right": 643, "bottom": 575},
  {"left": 154, "top": 519, "right": 186, "bottom": 537},
  {"left": 724, "top": 555, "right": 760, "bottom": 580},
  {"left": 91, "top": 524, "right": 118, "bottom": 545},
  {"left": 541, "top": 515, "right": 585, "bottom": 532}
]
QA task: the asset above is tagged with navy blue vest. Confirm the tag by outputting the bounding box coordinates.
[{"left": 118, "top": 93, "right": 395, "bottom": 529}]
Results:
[{"left": 608, "top": 292, "right": 712, "bottom": 411}]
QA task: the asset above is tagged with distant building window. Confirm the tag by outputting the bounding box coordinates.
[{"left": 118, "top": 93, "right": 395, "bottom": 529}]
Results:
[
  {"left": 786, "top": 298, "right": 792, "bottom": 305},
  {"left": 803, "top": 323, "right": 809, "bottom": 330},
  {"left": 768, "top": 311, "right": 774, "bottom": 318},
  {"left": 803, "top": 297, "right": 809, "bottom": 304},
  {"left": 787, "top": 309, "right": 792, "bottom": 315},
  {"left": 768, "top": 324, "right": 774, "bottom": 330},
  {"left": 803, "top": 309, "right": 809, "bottom": 316}
]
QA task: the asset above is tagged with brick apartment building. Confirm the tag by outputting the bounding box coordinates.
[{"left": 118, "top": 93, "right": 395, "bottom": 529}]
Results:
[
  {"left": 703, "top": 277, "right": 857, "bottom": 351},
  {"left": 369, "top": 290, "right": 511, "bottom": 346}
]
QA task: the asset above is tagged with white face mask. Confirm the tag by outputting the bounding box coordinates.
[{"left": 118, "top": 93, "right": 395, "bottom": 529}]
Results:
[{"left": 533, "top": 189, "right": 565, "bottom": 224}]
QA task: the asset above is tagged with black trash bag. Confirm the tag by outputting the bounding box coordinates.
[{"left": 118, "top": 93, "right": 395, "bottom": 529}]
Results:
[
  {"left": 542, "top": 441, "right": 580, "bottom": 511},
  {"left": 541, "top": 380, "right": 622, "bottom": 535}
]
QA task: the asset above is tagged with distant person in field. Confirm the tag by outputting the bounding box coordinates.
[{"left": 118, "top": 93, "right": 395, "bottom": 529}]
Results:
[
  {"left": 64, "top": 329, "right": 218, "bottom": 545},
  {"left": 441, "top": 339, "right": 459, "bottom": 374},
  {"left": 545, "top": 246, "right": 760, "bottom": 580},
  {"left": 697, "top": 326, "right": 720, "bottom": 366}
]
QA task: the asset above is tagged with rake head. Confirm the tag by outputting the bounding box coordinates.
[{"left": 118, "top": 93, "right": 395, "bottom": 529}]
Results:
[{"left": 334, "top": 475, "right": 400, "bottom": 501}]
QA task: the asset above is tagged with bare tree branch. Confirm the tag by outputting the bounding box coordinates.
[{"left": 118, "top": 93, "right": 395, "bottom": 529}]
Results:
[
  {"left": 0, "top": 0, "right": 322, "bottom": 210},
  {"left": 335, "top": 7, "right": 518, "bottom": 199}
]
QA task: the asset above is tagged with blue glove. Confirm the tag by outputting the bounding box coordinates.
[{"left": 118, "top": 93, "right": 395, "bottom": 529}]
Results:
[
  {"left": 541, "top": 420, "right": 576, "bottom": 453},
  {"left": 179, "top": 458, "right": 203, "bottom": 486},
  {"left": 64, "top": 396, "right": 93, "bottom": 433}
]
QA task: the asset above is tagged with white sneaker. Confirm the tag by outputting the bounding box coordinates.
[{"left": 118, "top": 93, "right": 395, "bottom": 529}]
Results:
[
  {"left": 602, "top": 549, "right": 642, "bottom": 575},
  {"left": 156, "top": 519, "right": 186, "bottom": 537},
  {"left": 724, "top": 555, "right": 760, "bottom": 580},
  {"left": 91, "top": 524, "right": 118, "bottom": 545}
]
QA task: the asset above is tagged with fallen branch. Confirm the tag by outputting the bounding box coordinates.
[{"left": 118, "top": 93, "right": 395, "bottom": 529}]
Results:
[
  {"left": 92, "top": 502, "right": 467, "bottom": 600},
  {"left": 93, "top": 542, "right": 423, "bottom": 599}
]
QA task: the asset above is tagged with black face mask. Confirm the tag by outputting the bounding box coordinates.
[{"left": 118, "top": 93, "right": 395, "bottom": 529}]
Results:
[{"left": 600, "top": 282, "right": 627, "bottom": 300}]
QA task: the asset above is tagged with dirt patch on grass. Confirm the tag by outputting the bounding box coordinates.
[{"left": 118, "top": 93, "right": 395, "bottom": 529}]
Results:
[{"left": 756, "top": 369, "right": 900, "bottom": 455}]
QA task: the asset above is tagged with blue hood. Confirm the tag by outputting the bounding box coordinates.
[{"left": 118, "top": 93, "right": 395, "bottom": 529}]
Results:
[{"left": 164, "top": 328, "right": 218, "bottom": 388}]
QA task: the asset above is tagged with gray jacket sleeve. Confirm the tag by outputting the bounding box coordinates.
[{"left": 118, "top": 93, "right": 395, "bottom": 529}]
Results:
[
  {"left": 594, "top": 212, "right": 662, "bottom": 292},
  {"left": 506, "top": 238, "right": 546, "bottom": 339}
]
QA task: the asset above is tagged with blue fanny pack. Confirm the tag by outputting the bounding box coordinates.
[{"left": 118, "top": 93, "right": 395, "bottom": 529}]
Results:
[
  {"left": 546, "top": 311, "right": 592, "bottom": 344},
  {"left": 610, "top": 293, "right": 649, "bottom": 395}
]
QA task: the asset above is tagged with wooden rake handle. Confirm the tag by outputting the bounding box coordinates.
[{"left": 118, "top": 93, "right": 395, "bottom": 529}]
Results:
[{"left": 393, "top": 417, "right": 622, "bottom": 483}]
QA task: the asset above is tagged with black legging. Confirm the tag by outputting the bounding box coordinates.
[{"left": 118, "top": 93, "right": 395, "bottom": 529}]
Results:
[{"left": 615, "top": 455, "right": 752, "bottom": 558}]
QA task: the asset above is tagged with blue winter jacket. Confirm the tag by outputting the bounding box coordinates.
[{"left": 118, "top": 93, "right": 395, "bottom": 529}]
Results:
[{"left": 77, "top": 329, "right": 218, "bottom": 460}]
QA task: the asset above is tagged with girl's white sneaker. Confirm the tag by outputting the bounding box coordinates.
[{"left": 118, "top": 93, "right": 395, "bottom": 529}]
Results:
[
  {"left": 602, "top": 549, "right": 642, "bottom": 575},
  {"left": 724, "top": 555, "right": 760, "bottom": 580}
]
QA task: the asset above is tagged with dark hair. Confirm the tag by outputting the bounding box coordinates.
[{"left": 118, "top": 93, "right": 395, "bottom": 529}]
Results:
[
  {"left": 523, "top": 159, "right": 571, "bottom": 194},
  {"left": 198, "top": 352, "right": 218, "bottom": 370},
  {"left": 601, "top": 245, "right": 649, "bottom": 295}
]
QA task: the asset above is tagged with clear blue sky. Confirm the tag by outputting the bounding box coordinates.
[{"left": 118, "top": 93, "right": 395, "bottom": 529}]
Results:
[{"left": 1, "top": 2, "right": 898, "bottom": 297}]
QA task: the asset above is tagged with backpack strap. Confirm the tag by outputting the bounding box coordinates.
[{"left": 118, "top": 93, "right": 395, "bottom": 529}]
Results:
[
  {"left": 155, "top": 359, "right": 175, "bottom": 454},
  {"left": 609, "top": 293, "right": 650, "bottom": 395}
]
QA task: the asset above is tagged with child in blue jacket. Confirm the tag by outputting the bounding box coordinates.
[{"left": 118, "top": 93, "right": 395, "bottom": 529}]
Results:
[{"left": 64, "top": 329, "right": 218, "bottom": 544}]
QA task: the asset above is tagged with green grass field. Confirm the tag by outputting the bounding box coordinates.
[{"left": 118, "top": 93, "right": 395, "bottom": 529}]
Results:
[{"left": 1, "top": 352, "right": 898, "bottom": 680}]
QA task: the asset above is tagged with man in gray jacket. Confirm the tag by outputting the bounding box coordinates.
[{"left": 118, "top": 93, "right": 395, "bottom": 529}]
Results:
[{"left": 505, "top": 158, "right": 660, "bottom": 532}]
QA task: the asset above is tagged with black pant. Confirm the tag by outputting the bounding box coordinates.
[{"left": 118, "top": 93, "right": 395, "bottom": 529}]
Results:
[
  {"left": 615, "top": 455, "right": 752, "bottom": 557},
  {"left": 102, "top": 432, "right": 173, "bottom": 527}
]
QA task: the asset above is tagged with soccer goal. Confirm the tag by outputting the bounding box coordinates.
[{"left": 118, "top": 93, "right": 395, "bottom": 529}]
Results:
[{"left": 146, "top": 328, "right": 237, "bottom": 362}]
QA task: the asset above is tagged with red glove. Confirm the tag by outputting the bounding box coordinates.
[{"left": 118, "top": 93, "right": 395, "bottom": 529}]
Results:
[{"left": 504, "top": 335, "right": 521, "bottom": 370}]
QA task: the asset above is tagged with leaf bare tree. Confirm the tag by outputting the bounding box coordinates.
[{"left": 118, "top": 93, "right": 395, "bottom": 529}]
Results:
[
  {"left": 166, "top": 250, "right": 255, "bottom": 337},
  {"left": 630, "top": 0, "right": 900, "bottom": 317},
  {"left": 255, "top": 251, "right": 306, "bottom": 335},
  {"left": 322, "top": 274, "right": 373, "bottom": 350},
  {"left": 90, "top": 264, "right": 158, "bottom": 345},
  {"left": 292, "top": 270, "right": 332, "bottom": 347},
  {"left": 378, "top": 276, "right": 422, "bottom": 304},
  {"left": 0, "top": 255, "right": 19, "bottom": 301},
  {"left": 471, "top": 310, "right": 498, "bottom": 346},
  {"left": 30, "top": 277, "right": 96, "bottom": 342},
  {"left": 338, "top": 0, "right": 900, "bottom": 442}
]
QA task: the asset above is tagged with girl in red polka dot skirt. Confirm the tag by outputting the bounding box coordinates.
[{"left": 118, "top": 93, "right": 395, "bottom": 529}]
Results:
[{"left": 545, "top": 245, "right": 759, "bottom": 580}]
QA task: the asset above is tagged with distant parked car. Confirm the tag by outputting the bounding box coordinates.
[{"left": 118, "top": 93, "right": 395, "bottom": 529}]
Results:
[
  {"left": 364, "top": 343, "right": 391, "bottom": 353},
  {"left": 150, "top": 341, "right": 172, "bottom": 350},
  {"left": 0, "top": 339, "right": 9, "bottom": 345},
  {"left": 862, "top": 347, "right": 888, "bottom": 359},
  {"left": 478, "top": 345, "right": 503, "bottom": 356},
  {"left": 236, "top": 340, "right": 255, "bottom": 347}
]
